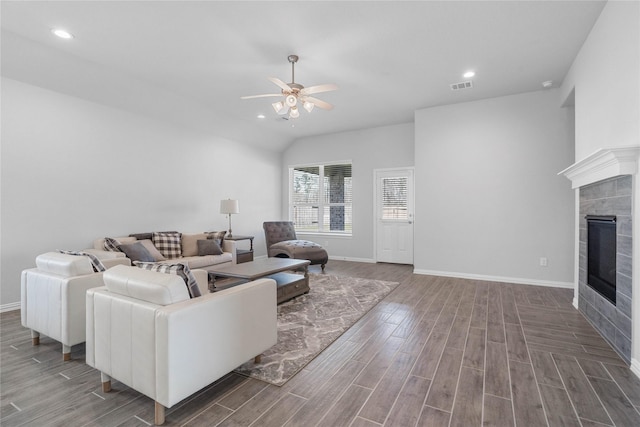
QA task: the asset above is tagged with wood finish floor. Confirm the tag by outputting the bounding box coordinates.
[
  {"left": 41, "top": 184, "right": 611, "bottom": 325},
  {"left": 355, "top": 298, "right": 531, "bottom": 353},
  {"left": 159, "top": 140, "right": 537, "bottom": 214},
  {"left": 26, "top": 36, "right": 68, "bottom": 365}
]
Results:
[{"left": 2, "top": 260, "right": 640, "bottom": 426}]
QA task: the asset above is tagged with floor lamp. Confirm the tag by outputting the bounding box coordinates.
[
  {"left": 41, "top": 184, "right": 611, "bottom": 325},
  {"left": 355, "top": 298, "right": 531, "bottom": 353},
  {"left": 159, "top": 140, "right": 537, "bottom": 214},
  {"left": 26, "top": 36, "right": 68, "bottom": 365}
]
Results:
[{"left": 220, "top": 199, "right": 239, "bottom": 237}]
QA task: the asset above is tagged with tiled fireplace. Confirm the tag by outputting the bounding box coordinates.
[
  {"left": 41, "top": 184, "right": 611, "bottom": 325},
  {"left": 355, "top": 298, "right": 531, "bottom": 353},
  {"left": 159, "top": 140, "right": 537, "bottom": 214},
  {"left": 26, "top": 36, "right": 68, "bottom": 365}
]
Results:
[
  {"left": 579, "top": 175, "right": 632, "bottom": 362},
  {"left": 562, "top": 146, "right": 639, "bottom": 366}
]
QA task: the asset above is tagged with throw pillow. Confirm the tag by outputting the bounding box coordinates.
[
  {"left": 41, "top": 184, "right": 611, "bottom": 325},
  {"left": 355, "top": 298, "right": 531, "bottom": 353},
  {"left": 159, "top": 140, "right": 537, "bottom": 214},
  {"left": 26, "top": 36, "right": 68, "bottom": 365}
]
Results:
[
  {"left": 181, "top": 233, "right": 208, "bottom": 257},
  {"left": 197, "top": 239, "right": 223, "bottom": 256},
  {"left": 206, "top": 230, "right": 227, "bottom": 247},
  {"left": 152, "top": 232, "right": 182, "bottom": 259},
  {"left": 117, "top": 242, "right": 156, "bottom": 263},
  {"left": 135, "top": 262, "right": 201, "bottom": 298},
  {"left": 103, "top": 237, "right": 121, "bottom": 252},
  {"left": 137, "top": 239, "right": 166, "bottom": 261},
  {"left": 57, "top": 250, "right": 106, "bottom": 272}
]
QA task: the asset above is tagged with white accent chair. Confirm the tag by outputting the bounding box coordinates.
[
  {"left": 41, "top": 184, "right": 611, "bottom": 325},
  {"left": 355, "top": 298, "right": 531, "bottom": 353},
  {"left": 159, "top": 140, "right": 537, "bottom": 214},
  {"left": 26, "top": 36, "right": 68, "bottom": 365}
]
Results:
[
  {"left": 21, "top": 251, "right": 131, "bottom": 361},
  {"left": 85, "top": 265, "right": 277, "bottom": 425}
]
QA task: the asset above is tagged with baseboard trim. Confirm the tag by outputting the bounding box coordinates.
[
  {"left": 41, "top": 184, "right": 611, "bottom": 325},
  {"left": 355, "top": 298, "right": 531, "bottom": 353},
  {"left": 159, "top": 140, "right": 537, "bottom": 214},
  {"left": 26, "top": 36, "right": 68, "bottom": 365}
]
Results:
[
  {"left": 573, "top": 297, "right": 579, "bottom": 309},
  {"left": 413, "top": 269, "right": 574, "bottom": 289},
  {"left": 328, "top": 256, "right": 375, "bottom": 264},
  {"left": 1, "top": 302, "right": 20, "bottom": 313},
  {"left": 631, "top": 358, "right": 640, "bottom": 379}
]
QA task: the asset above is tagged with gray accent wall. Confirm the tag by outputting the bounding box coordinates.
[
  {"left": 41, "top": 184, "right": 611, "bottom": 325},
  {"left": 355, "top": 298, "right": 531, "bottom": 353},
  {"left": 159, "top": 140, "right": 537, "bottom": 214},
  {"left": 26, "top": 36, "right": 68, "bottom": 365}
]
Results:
[{"left": 579, "top": 175, "right": 633, "bottom": 362}]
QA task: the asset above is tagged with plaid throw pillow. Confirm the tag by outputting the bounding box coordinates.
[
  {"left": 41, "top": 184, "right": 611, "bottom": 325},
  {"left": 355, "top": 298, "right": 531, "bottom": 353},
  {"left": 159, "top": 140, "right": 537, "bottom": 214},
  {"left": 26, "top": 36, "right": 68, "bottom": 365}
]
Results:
[
  {"left": 206, "top": 230, "right": 227, "bottom": 247},
  {"left": 58, "top": 250, "right": 106, "bottom": 273},
  {"left": 135, "top": 262, "right": 201, "bottom": 298},
  {"left": 103, "top": 237, "right": 121, "bottom": 252},
  {"left": 152, "top": 232, "right": 182, "bottom": 259}
]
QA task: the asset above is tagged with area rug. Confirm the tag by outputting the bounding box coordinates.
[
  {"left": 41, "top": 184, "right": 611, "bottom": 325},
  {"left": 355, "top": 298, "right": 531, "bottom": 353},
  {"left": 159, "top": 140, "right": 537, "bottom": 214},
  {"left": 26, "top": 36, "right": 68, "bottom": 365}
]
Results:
[{"left": 234, "top": 274, "right": 399, "bottom": 386}]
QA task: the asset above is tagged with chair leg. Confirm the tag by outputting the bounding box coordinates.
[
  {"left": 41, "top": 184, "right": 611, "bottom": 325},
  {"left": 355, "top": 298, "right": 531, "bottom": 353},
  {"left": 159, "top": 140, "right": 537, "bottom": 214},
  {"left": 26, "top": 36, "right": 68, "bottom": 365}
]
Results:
[
  {"left": 101, "top": 373, "right": 112, "bottom": 392},
  {"left": 155, "top": 401, "right": 166, "bottom": 425},
  {"left": 62, "top": 344, "right": 71, "bottom": 361},
  {"left": 321, "top": 263, "right": 326, "bottom": 272},
  {"left": 31, "top": 330, "right": 40, "bottom": 346},
  {"left": 254, "top": 355, "right": 262, "bottom": 363}
]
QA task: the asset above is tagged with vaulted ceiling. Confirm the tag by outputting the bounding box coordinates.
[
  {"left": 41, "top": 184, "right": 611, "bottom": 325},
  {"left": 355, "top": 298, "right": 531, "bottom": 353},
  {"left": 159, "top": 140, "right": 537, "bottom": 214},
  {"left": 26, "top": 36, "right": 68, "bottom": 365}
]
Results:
[{"left": 1, "top": 1, "right": 606, "bottom": 151}]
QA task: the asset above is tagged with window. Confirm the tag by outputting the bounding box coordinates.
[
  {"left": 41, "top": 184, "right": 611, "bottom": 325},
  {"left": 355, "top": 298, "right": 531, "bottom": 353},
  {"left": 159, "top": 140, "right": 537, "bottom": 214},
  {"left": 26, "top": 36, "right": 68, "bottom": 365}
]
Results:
[{"left": 290, "top": 163, "right": 352, "bottom": 234}]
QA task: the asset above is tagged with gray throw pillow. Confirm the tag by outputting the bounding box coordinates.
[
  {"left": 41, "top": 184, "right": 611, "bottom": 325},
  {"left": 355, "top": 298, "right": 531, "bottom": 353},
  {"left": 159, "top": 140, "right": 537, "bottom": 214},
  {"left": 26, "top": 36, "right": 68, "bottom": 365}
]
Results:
[
  {"left": 197, "top": 239, "right": 223, "bottom": 256},
  {"left": 117, "top": 242, "right": 156, "bottom": 263}
]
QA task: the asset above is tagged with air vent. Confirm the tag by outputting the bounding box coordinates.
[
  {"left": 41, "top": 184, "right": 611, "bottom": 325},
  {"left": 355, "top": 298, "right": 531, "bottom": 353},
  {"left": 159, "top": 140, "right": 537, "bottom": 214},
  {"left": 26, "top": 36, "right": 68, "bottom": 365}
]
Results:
[{"left": 450, "top": 81, "right": 473, "bottom": 91}]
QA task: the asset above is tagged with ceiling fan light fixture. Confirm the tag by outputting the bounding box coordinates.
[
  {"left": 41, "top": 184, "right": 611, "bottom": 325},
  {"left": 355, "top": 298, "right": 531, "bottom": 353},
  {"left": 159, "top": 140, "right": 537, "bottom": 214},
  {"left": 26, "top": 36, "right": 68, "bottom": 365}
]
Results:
[
  {"left": 303, "top": 101, "right": 315, "bottom": 113},
  {"left": 285, "top": 94, "right": 297, "bottom": 107},
  {"left": 272, "top": 101, "right": 284, "bottom": 113},
  {"left": 289, "top": 106, "right": 300, "bottom": 119}
]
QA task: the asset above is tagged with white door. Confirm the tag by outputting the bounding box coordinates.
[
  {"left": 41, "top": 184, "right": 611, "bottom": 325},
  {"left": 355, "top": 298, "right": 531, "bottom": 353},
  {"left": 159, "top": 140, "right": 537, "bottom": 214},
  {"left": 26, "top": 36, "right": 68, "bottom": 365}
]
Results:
[{"left": 375, "top": 168, "right": 414, "bottom": 264}]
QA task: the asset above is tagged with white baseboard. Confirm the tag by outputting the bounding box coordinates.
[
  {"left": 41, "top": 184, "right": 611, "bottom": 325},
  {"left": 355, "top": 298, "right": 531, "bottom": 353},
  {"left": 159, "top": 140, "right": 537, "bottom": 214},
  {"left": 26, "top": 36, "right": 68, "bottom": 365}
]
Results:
[
  {"left": 573, "top": 297, "right": 579, "bottom": 309},
  {"left": 631, "top": 358, "right": 640, "bottom": 379},
  {"left": 328, "top": 256, "right": 375, "bottom": 264},
  {"left": 1, "top": 302, "right": 20, "bottom": 313},
  {"left": 412, "top": 269, "right": 574, "bottom": 289}
]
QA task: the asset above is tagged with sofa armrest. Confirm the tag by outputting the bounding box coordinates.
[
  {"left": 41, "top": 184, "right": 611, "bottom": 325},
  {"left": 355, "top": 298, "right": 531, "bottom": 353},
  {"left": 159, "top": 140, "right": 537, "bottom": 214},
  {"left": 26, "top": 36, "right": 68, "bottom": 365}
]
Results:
[
  {"left": 222, "top": 240, "right": 238, "bottom": 264},
  {"left": 86, "top": 278, "right": 277, "bottom": 409},
  {"left": 102, "top": 257, "right": 132, "bottom": 269},
  {"left": 155, "top": 278, "right": 277, "bottom": 407}
]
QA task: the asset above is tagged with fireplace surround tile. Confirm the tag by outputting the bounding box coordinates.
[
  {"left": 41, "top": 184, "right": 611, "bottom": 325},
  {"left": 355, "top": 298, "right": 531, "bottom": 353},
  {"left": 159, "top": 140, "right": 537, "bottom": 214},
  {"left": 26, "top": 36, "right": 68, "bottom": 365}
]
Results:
[{"left": 579, "top": 175, "right": 633, "bottom": 363}]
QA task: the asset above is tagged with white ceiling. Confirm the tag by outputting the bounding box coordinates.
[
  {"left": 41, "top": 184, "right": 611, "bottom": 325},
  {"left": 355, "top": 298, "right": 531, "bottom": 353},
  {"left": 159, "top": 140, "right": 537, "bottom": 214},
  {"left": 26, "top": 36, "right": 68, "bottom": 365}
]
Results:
[{"left": 1, "top": 1, "right": 606, "bottom": 151}]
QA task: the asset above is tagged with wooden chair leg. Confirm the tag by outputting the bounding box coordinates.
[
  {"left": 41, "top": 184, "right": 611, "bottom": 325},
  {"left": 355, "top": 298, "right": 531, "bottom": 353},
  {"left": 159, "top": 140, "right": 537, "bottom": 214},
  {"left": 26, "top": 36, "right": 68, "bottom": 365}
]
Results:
[
  {"left": 63, "top": 352, "right": 71, "bottom": 361},
  {"left": 254, "top": 355, "right": 262, "bottom": 363},
  {"left": 101, "top": 373, "right": 112, "bottom": 393},
  {"left": 31, "top": 330, "right": 40, "bottom": 346},
  {"left": 155, "top": 401, "right": 166, "bottom": 425}
]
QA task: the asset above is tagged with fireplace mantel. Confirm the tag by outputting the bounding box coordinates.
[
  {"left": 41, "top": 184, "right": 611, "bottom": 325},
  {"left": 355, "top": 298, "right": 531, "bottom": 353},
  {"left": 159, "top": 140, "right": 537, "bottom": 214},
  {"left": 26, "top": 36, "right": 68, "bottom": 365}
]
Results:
[{"left": 559, "top": 146, "right": 640, "bottom": 189}]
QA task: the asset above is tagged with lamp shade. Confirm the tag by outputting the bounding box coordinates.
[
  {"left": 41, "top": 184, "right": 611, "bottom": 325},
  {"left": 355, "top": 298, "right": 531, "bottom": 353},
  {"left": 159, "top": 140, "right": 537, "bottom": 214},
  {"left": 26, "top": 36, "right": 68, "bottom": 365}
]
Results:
[{"left": 220, "top": 199, "right": 239, "bottom": 214}]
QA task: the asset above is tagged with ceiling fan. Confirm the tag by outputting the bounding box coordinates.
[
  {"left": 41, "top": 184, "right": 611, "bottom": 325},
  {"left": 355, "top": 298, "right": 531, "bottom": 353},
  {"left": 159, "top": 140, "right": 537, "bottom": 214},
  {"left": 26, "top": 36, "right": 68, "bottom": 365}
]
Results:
[{"left": 241, "top": 54, "right": 338, "bottom": 120}]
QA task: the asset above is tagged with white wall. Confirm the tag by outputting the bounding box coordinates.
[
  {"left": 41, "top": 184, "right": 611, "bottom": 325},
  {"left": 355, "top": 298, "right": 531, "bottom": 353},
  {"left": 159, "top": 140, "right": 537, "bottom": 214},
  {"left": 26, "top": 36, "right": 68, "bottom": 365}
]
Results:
[
  {"left": 1, "top": 78, "right": 281, "bottom": 308},
  {"left": 561, "top": 1, "right": 639, "bottom": 160},
  {"left": 414, "top": 89, "right": 575, "bottom": 286},
  {"left": 559, "top": 1, "right": 640, "bottom": 373},
  {"left": 282, "top": 123, "right": 414, "bottom": 261}
]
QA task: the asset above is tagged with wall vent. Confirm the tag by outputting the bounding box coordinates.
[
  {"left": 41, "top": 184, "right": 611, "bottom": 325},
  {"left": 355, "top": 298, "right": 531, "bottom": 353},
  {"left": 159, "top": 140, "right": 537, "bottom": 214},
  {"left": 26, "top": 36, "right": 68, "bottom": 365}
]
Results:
[{"left": 450, "top": 81, "right": 473, "bottom": 91}]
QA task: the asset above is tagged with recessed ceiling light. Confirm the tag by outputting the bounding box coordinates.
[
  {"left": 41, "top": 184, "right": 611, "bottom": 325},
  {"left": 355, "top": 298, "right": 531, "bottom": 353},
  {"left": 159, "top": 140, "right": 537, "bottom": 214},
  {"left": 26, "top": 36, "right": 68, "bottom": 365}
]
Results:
[
  {"left": 52, "top": 28, "right": 74, "bottom": 39},
  {"left": 463, "top": 71, "right": 475, "bottom": 78},
  {"left": 257, "top": 114, "right": 266, "bottom": 119}
]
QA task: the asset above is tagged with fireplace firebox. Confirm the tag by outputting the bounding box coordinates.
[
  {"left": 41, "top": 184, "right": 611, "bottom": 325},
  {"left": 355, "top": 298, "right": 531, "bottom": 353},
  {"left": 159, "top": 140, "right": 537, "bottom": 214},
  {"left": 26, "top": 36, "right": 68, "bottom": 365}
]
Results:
[{"left": 586, "top": 215, "right": 617, "bottom": 304}]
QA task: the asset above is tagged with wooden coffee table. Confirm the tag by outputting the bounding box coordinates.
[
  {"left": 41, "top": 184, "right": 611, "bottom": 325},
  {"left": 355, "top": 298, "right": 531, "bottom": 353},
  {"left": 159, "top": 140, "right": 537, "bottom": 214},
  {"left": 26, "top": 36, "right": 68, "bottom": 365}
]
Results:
[{"left": 203, "top": 258, "right": 311, "bottom": 304}]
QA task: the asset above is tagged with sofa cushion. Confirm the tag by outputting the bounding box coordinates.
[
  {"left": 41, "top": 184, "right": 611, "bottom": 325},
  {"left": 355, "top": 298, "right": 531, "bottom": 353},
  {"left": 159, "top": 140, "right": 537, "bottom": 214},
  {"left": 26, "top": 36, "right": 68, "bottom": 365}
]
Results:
[
  {"left": 152, "top": 232, "right": 182, "bottom": 259},
  {"left": 181, "top": 233, "right": 208, "bottom": 257},
  {"left": 117, "top": 242, "right": 156, "bottom": 263},
  {"left": 168, "top": 253, "right": 232, "bottom": 269},
  {"left": 197, "top": 239, "right": 223, "bottom": 256},
  {"left": 269, "top": 240, "right": 328, "bottom": 262},
  {"left": 135, "top": 262, "right": 201, "bottom": 298},
  {"left": 95, "top": 236, "right": 136, "bottom": 251},
  {"left": 104, "top": 265, "right": 190, "bottom": 305},
  {"left": 137, "top": 239, "right": 166, "bottom": 261},
  {"left": 55, "top": 250, "right": 107, "bottom": 273}
]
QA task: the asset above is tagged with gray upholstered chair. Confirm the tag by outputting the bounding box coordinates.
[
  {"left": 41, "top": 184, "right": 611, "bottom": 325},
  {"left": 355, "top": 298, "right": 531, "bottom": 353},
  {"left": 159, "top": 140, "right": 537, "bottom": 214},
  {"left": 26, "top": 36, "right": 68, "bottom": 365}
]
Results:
[{"left": 263, "top": 221, "right": 328, "bottom": 272}]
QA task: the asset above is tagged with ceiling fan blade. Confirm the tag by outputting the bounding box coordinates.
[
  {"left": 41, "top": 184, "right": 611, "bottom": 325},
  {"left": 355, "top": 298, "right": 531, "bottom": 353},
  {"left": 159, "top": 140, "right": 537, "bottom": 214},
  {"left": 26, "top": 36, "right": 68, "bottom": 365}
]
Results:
[
  {"left": 304, "top": 96, "right": 334, "bottom": 110},
  {"left": 300, "top": 83, "right": 338, "bottom": 96},
  {"left": 268, "top": 77, "right": 291, "bottom": 92},
  {"left": 240, "top": 94, "right": 282, "bottom": 99}
]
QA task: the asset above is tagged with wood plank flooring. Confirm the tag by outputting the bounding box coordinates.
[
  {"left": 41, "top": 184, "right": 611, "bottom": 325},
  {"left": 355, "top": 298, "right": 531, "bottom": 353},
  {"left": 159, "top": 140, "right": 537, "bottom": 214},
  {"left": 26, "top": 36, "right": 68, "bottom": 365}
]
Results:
[{"left": 2, "top": 260, "right": 640, "bottom": 426}]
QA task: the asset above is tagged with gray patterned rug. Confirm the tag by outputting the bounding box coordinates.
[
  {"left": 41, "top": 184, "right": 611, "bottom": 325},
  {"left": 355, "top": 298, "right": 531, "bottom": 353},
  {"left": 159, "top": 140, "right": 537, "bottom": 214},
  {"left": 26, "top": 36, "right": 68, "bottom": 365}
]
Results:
[{"left": 234, "top": 274, "right": 399, "bottom": 386}]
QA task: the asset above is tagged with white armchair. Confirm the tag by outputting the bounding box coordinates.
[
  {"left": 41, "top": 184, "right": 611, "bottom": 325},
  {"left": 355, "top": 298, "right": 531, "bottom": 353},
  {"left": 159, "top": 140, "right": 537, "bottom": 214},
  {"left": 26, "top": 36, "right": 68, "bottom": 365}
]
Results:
[
  {"left": 21, "top": 251, "right": 131, "bottom": 361},
  {"left": 85, "top": 265, "right": 277, "bottom": 425}
]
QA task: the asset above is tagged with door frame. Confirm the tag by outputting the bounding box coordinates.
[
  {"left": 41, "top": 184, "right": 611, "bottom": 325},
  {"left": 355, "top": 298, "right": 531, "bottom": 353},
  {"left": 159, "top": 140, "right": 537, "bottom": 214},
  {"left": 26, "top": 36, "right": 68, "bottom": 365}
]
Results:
[{"left": 373, "top": 166, "right": 415, "bottom": 263}]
